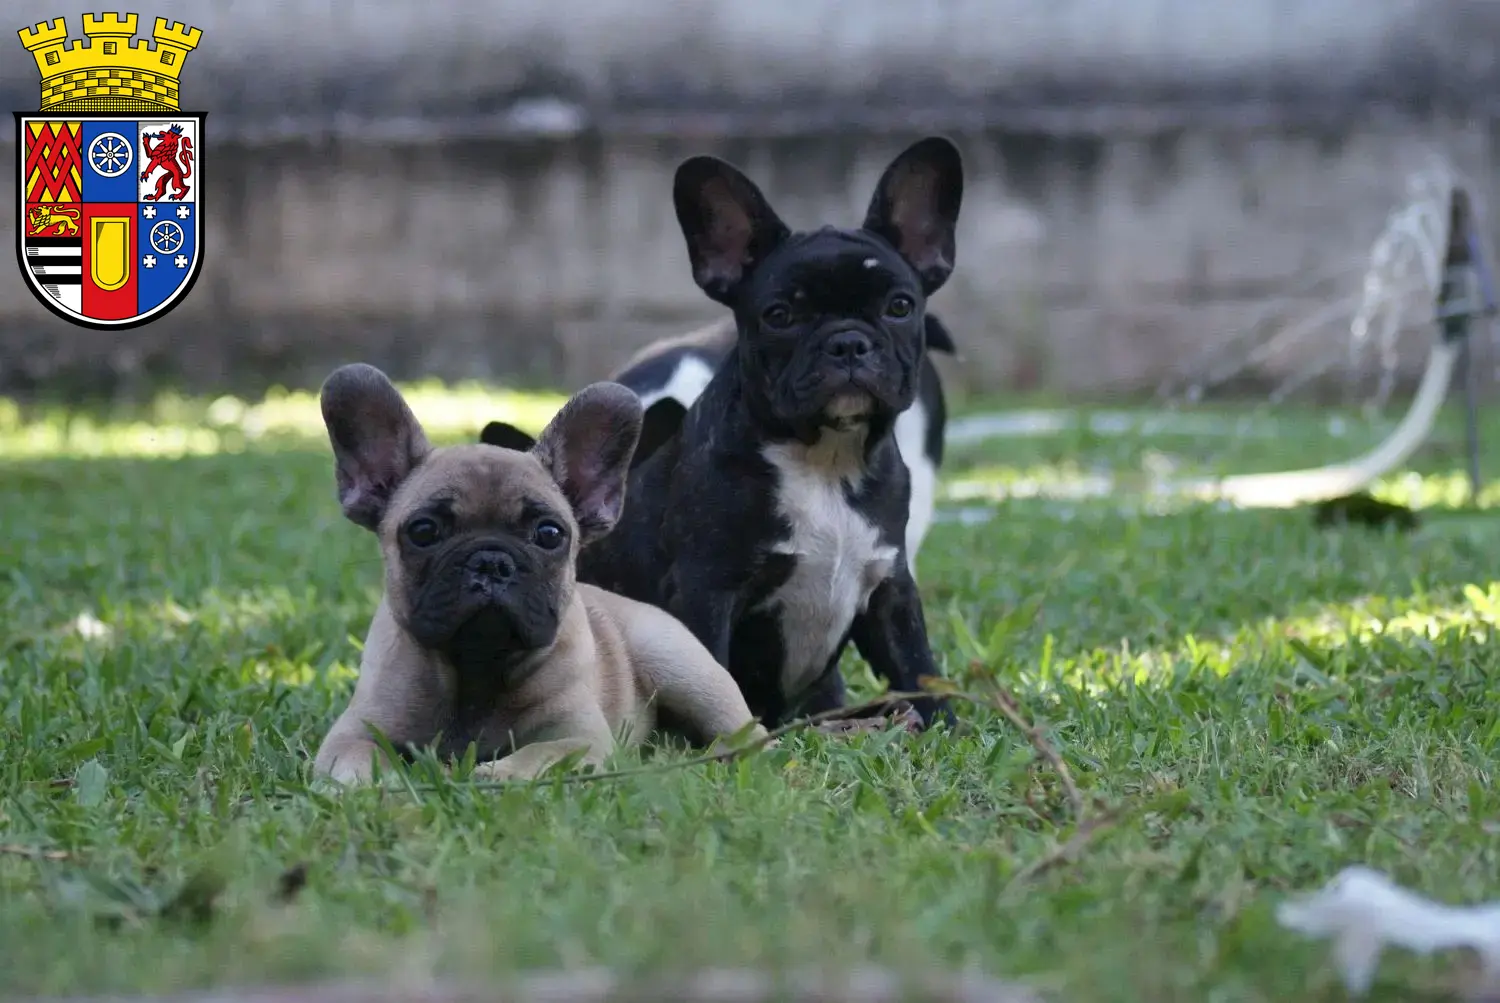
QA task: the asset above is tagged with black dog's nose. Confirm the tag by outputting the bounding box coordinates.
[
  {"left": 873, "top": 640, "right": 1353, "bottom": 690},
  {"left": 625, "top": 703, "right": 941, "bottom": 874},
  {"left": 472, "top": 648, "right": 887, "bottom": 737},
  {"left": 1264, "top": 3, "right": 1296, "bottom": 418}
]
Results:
[
  {"left": 464, "top": 548, "right": 516, "bottom": 583},
  {"left": 824, "top": 330, "right": 872, "bottom": 361}
]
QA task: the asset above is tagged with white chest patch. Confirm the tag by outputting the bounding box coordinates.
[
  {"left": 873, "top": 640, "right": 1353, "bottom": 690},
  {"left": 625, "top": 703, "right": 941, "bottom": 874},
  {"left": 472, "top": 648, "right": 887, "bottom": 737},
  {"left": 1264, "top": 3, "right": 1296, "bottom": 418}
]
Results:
[{"left": 759, "top": 431, "right": 900, "bottom": 698}]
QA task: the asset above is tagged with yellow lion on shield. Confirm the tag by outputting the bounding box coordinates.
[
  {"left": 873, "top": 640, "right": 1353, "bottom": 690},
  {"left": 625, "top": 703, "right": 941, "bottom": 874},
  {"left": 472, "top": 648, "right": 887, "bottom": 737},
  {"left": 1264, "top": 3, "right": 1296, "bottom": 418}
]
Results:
[{"left": 26, "top": 205, "right": 81, "bottom": 237}]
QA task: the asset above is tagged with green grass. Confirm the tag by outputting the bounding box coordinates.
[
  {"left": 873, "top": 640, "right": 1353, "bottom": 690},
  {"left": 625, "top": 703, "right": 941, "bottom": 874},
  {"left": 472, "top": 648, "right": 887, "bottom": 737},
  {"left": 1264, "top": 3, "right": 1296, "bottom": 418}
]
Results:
[{"left": 4, "top": 384, "right": 1500, "bottom": 1001}]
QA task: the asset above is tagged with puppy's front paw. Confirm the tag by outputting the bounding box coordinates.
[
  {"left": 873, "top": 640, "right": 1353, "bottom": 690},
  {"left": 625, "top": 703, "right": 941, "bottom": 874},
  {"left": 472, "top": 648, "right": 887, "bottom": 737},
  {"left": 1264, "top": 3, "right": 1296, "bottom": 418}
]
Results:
[
  {"left": 887, "top": 704, "right": 928, "bottom": 733},
  {"left": 309, "top": 773, "right": 362, "bottom": 795},
  {"left": 908, "top": 695, "right": 956, "bottom": 731},
  {"left": 811, "top": 705, "right": 927, "bottom": 738},
  {"left": 312, "top": 759, "right": 377, "bottom": 789},
  {"left": 471, "top": 759, "right": 528, "bottom": 783},
  {"left": 710, "top": 722, "right": 774, "bottom": 755},
  {"left": 312, "top": 763, "right": 408, "bottom": 792}
]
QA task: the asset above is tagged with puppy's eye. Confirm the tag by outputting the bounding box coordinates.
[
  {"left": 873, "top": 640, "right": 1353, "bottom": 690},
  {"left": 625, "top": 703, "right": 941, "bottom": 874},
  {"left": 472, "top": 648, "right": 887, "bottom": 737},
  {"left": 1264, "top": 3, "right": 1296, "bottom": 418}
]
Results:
[
  {"left": 405, "top": 517, "right": 444, "bottom": 548},
  {"left": 885, "top": 294, "right": 915, "bottom": 319},
  {"left": 761, "top": 303, "right": 793, "bottom": 329},
  {"left": 533, "top": 520, "right": 566, "bottom": 550}
]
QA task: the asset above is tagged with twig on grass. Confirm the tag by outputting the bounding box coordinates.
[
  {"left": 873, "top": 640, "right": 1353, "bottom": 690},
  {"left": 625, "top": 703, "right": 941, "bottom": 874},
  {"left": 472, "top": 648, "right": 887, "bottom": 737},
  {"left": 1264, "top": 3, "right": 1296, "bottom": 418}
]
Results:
[
  {"left": 956, "top": 683, "right": 1120, "bottom": 891},
  {"left": 244, "top": 694, "right": 934, "bottom": 804},
  {"left": 460, "top": 685, "right": 1076, "bottom": 792},
  {"left": 0, "top": 843, "right": 71, "bottom": 862},
  {"left": 986, "top": 685, "right": 1086, "bottom": 822},
  {"left": 335, "top": 685, "right": 1095, "bottom": 807},
  {"left": 284, "top": 681, "right": 1129, "bottom": 888},
  {"left": 1002, "top": 805, "right": 1127, "bottom": 893},
  {"left": 460, "top": 692, "right": 937, "bottom": 792},
  {"left": 296, "top": 679, "right": 1119, "bottom": 889}
]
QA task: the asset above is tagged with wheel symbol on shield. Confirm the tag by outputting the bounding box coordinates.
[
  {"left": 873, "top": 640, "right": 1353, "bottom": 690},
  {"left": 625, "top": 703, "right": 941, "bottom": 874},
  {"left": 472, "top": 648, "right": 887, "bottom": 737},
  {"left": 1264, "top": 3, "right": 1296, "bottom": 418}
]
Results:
[
  {"left": 149, "top": 220, "right": 184, "bottom": 256},
  {"left": 88, "top": 133, "right": 133, "bottom": 177}
]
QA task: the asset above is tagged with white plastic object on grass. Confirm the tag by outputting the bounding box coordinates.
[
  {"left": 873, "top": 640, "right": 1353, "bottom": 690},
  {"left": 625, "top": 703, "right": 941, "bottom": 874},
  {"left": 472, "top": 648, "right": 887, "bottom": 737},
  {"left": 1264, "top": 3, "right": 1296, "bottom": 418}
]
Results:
[
  {"left": 938, "top": 336, "right": 1461, "bottom": 514},
  {"left": 1276, "top": 865, "right": 1500, "bottom": 996},
  {"left": 1181, "top": 339, "right": 1460, "bottom": 508}
]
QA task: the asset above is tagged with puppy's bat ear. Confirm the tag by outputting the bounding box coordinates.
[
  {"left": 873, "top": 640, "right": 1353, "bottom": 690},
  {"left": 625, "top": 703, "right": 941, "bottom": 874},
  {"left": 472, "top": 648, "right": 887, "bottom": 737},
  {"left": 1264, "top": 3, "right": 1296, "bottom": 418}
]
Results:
[
  {"left": 923, "top": 313, "right": 958, "bottom": 355},
  {"left": 478, "top": 420, "right": 537, "bottom": 452},
  {"left": 631, "top": 398, "right": 688, "bottom": 469},
  {"left": 862, "top": 136, "right": 964, "bottom": 296},
  {"left": 532, "top": 382, "right": 644, "bottom": 543},
  {"left": 320, "top": 363, "right": 432, "bottom": 532},
  {"left": 673, "top": 156, "right": 791, "bottom": 306}
]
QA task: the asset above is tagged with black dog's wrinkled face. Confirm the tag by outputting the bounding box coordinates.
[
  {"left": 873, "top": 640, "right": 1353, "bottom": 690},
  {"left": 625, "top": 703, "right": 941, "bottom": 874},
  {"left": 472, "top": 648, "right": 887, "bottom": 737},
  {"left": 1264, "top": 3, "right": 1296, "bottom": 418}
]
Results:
[
  {"left": 319, "top": 364, "right": 643, "bottom": 675},
  {"left": 738, "top": 228, "right": 925, "bottom": 434},
  {"left": 671, "top": 136, "right": 963, "bottom": 441}
]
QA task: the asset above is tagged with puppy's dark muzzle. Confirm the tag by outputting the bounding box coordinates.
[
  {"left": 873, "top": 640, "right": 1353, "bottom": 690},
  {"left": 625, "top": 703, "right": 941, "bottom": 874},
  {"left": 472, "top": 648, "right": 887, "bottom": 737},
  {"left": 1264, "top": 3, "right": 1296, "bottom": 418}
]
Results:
[
  {"left": 464, "top": 547, "right": 517, "bottom": 601},
  {"left": 814, "top": 328, "right": 877, "bottom": 384},
  {"left": 405, "top": 539, "right": 545, "bottom": 652},
  {"left": 824, "top": 329, "right": 873, "bottom": 364},
  {"left": 816, "top": 327, "right": 891, "bottom": 396},
  {"left": 816, "top": 323, "right": 919, "bottom": 412}
]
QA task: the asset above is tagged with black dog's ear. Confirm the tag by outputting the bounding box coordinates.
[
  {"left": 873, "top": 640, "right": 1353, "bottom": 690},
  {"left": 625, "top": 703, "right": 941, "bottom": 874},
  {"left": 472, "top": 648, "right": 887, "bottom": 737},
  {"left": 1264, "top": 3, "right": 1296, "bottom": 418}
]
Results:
[
  {"left": 320, "top": 363, "right": 432, "bottom": 532},
  {"left": 479, "top": 420, "right": 537, "bottom": 452},
  {"left": 673, "top": 156, "right": 791, "bottom": 306},
  {"left": 862, "top": 136, "right": 964, "bottom": 296},
  {"left": 923, "top": 313, "right": 958, "bottom": 355},
  {"left": 631, "top": 398, "right": 688, "bottom": 469},
  {"left": 532, "top": 382, "right": 644, "bottom": 543}
]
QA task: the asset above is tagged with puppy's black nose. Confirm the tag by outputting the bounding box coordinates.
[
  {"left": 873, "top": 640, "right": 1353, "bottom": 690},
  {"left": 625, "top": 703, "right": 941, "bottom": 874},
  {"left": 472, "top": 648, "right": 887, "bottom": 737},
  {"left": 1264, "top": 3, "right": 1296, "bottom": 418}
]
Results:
[
  {"left": 464, "top": 548, "right": 516, "bottom": 583},
  {"left": 824, "top": 330, "right": 872, "bottom": 361}
]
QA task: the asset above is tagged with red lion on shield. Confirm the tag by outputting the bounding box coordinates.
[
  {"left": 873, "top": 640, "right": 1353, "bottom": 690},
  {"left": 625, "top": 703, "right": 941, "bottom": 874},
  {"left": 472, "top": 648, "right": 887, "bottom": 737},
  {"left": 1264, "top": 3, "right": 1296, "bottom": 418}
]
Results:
[{"left": 139, "top": 124, "right": 193, "bottom": 202}]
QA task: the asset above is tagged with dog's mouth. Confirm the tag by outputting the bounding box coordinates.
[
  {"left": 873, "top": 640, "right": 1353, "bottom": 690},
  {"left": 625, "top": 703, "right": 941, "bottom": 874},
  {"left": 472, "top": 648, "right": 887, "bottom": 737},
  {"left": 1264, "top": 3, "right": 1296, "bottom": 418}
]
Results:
[
  {"left": 811, "top": 361, "right": 898, "bottom": 418},
  {"left": 821, "top": 388, "right": 876, "bottom": 427},
  {"left": 405, "top": 552, "right": 562, "bottom": 660},
  {"left": 447, "top": 603, "right": 554, "bottom": 661},
  {"left": 759, "top": 339, "right": 916, "bottom": 437}
]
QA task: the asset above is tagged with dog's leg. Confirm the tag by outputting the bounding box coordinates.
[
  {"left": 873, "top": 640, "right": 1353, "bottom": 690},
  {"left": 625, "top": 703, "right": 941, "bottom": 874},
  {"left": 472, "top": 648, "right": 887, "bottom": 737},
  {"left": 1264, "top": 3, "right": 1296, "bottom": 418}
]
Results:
[
  {"left": 848, "top": 569, "right": 953, "bottom": 729},
  {"left": 797, "top": 660, "right": 847, "bottom": 717},
  {"left": 471, "top": 708, "right": 616, "bottom": 782},
  {"left": 311, "top": 604, "right": 448, "bottom": 786},
  {"left": 312, "top": 731, "right": 394, "bottom": 786},
  {"left": 624, "top": 605, "right": 768, "bottom": 748},
  {"left": 471, "top": 738, "right": 603, "bottom": 782},
  {"left": 664, "top": 576, "right": 795, "bottom": 725},
  {"left": 797, "top": 656, "right": 924, "bottom": 735},
  {"left": 798, "top": 665, "right": 892, "bottom": 734},
  {"left": 665, "top": 572, "right": 737, "bottom": 666}
]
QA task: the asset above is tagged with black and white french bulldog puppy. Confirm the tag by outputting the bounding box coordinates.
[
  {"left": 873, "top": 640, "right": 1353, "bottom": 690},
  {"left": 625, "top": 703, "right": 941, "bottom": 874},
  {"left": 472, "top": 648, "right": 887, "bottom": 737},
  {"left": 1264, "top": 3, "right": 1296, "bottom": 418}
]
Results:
[
  {"left": 506, "top": 137, "right": 963, "bottom": 730},
  {"left": 576, "top": 311, "right": 956, "bottom": 580}
]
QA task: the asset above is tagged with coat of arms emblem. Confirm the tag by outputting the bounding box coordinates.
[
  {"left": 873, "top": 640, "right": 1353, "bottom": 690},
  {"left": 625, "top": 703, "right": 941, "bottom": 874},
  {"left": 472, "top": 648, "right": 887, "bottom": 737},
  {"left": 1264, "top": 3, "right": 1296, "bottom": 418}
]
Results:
[{"left": 14, "top": 13, "right": 204, "bottom": 329}]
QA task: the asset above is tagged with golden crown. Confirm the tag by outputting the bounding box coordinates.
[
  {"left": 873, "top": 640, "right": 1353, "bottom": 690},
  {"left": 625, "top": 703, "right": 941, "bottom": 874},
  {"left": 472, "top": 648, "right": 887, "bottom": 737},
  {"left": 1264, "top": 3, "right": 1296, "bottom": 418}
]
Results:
[{"left": 18, "top": 13, "right": 202, "bottom": 115}]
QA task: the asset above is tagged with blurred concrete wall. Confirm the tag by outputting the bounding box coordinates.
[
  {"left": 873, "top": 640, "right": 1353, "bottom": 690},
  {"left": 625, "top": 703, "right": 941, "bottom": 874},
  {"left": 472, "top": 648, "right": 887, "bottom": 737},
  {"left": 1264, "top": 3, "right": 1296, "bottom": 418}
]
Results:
[
  {"left": 3, "top": 0, "right": 1497, "bottom": 132},
  {"left": 0, "top": 0, "right": 1497, "bottom": 399}
]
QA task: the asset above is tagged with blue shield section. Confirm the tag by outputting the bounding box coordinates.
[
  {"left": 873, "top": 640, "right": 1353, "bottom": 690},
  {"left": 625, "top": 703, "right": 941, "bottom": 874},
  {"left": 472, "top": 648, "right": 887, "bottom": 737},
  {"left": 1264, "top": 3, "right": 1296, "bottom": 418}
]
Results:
[
  {"left": 137, "top": 202, "right": 196, "bottom": 316},
  {"left": 79, "top": 120, "right": 139, "bottom": 203}
]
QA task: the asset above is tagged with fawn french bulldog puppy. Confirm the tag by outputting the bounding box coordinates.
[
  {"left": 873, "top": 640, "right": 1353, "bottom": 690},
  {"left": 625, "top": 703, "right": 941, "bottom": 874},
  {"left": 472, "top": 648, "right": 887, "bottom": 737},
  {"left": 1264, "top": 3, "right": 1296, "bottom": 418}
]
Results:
[{"left": 312, "top": 364, "right": 765, "bottom": 785}]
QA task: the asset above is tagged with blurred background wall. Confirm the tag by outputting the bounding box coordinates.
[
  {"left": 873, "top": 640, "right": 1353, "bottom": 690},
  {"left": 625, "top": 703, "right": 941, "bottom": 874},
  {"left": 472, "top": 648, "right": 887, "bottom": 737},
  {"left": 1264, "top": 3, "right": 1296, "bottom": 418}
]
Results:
[{"left": 0, "top": 0, "right": 1497, "bottom": 400}]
